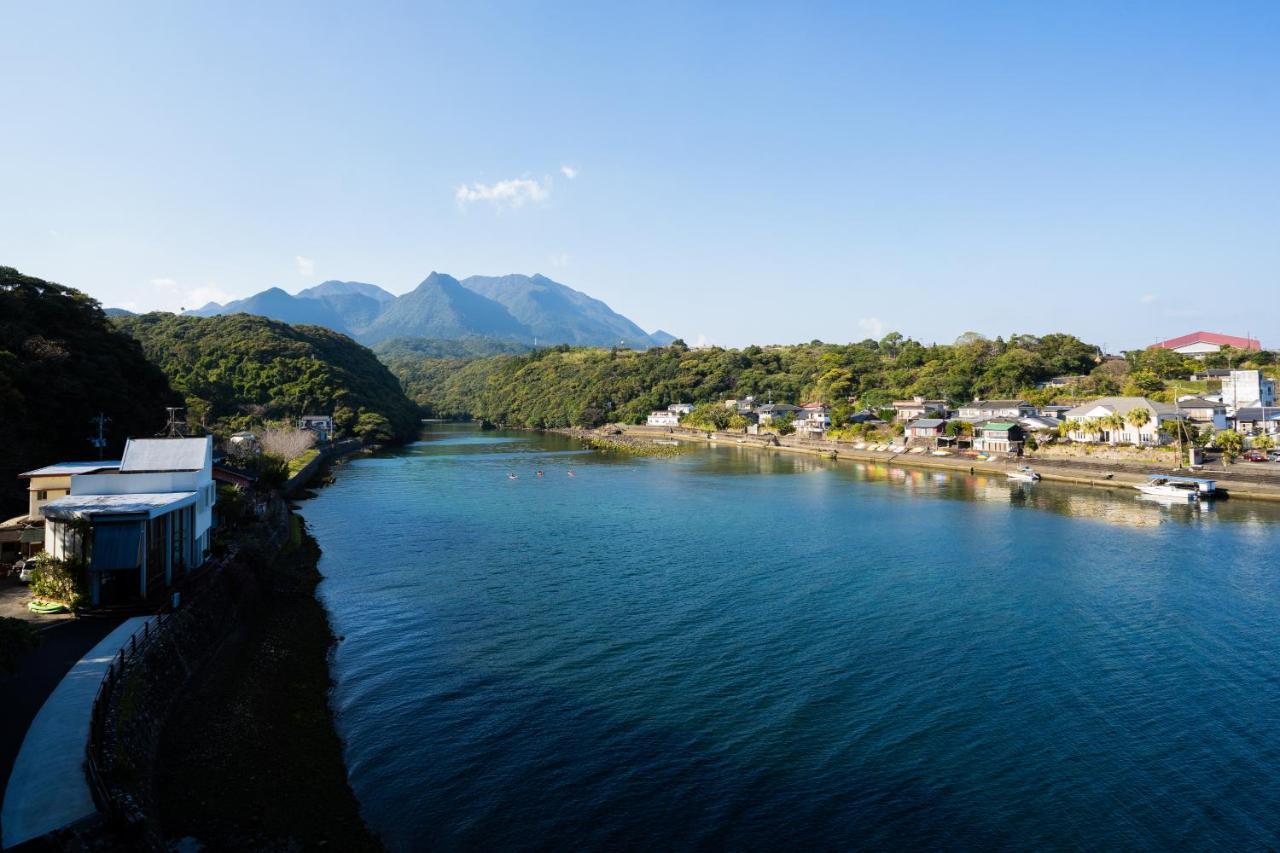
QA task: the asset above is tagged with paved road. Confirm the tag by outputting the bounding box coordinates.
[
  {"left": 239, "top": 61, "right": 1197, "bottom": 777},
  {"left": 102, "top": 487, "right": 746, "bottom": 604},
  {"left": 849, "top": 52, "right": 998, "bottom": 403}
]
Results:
[{"left": 0, "top": 614, "right": 124, "bottom": 844}]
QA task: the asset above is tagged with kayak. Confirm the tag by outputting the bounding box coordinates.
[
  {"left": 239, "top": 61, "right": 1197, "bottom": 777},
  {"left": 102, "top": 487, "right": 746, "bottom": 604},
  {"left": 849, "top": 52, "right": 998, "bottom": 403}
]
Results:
[{"left": 28, "top": 599, "right": 70, "bottom": 614}]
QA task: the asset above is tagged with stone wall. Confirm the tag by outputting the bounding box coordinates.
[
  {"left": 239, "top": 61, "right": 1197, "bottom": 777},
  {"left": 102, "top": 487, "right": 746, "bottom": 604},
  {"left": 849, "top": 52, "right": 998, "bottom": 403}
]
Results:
[{"left": 87, "top": 502, "right": 289, "bottom": 848}]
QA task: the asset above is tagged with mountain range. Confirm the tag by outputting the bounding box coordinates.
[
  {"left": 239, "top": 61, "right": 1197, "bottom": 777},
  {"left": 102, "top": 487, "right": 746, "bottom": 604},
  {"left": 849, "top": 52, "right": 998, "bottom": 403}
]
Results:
[{"left": 183, "top": 273, "right": 670, "bottom": 348}]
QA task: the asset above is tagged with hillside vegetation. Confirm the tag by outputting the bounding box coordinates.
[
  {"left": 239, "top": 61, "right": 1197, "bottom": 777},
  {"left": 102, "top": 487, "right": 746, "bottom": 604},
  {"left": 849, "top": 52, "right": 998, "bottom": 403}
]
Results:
[
  {"left": 0, "top": 267, "right": 179, "bottom": 515},
  {"left": 395, "top": 333, "right": 1108, "bottom": 427},
  {"left": 114, "top": 313, "right": 421, "bottom": 442}
]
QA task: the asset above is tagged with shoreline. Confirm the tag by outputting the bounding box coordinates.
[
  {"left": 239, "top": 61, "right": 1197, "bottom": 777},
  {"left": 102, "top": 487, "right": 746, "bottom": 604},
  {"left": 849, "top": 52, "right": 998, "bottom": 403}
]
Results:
[
  {"left": 150, "top": 449, "right": 381, "bottom": 850},
  {"left": 587, "top": 425, "right": 1280, "bottom": 504}
]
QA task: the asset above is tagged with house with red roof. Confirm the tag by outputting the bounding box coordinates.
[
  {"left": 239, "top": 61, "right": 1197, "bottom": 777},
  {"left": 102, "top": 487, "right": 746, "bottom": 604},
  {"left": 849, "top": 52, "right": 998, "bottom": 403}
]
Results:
[{"left": 1149, "top": 332, "right": 1261, "bottom": 356}]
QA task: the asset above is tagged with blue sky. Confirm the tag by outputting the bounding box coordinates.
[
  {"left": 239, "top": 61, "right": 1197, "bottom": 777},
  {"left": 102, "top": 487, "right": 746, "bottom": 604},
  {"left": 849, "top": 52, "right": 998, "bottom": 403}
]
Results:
[{"left": 2, "top": 1, "right": 1277, "bottom": 349}]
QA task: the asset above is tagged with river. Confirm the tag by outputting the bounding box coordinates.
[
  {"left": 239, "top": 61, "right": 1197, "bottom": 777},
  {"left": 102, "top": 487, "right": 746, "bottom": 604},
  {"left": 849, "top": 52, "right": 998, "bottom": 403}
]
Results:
[{"left": 299, "top": 424, "right": 1280, "bottom": 850}]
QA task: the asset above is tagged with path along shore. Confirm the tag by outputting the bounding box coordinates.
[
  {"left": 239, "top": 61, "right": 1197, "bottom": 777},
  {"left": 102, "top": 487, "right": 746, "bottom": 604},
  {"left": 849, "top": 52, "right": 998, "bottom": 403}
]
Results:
[{"left": 607, "top": 425, "right": 1280, "bottom": 504}]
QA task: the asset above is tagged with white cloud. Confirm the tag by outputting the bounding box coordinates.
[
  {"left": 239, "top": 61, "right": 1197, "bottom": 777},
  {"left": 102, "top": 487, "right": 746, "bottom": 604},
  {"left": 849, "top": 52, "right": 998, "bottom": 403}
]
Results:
[
  {"left": 145, "top": 277, "right": 232, "bottom": 313},
  {"left": 455, "top": 177, "right": 550, "bottom": 209},
  {"left": 548, "top": 251, "right": 570, "bottom": 268},
  {"left": 560, "top": 165, "right": 578, "bottom": 179},
  {"left": 857, "top": 317, "right": 886, "bottom": 339},
  {"left": 295, "top": 255, "right": 315, "bottom": 276},
  {"left": 1140, "top": 293, "right": 1157, "bottom": 304}
]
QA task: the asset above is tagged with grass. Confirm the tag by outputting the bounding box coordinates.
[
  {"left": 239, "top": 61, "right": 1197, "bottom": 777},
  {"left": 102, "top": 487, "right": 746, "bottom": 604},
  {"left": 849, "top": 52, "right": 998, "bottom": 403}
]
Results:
[{"left": 286, "top": 448, "right": 321, "bottom": 477}]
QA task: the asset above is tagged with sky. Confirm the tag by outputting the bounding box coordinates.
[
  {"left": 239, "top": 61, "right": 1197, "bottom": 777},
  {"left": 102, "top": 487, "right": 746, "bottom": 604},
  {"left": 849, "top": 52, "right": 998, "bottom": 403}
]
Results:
[{"left": 2, "top": 1, "right": 1277, "bottom": 349}]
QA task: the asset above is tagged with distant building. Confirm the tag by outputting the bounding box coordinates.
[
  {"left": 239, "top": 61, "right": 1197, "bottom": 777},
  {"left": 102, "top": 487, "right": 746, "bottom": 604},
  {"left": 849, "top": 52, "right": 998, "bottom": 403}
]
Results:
[
  {"left": 646, "top": 410, "right": 680, "bottom": 427},
  {"left": 956, "top": 400, "right": 1037, "bottom": 421},
  {"left": 1037, "top": 375, "right": 1088, "bottom": 390},
  {"left": 667, "top": 403, "right": 694, "bottom": 415},
  {"left": 1189, "top": 368, "right": 1232, "bottom": 382},
  {"left": 892, "top": 397, "right": 948, "bottom": 422},
  {"left": 1176, "top": 396, "right": 1228, "bottom": 429},
  {"left": 755, "top": 403, "right": 800, "bottom": 425},
  {"left": 904, "top": 418, "right": 947, "bottom": 442},
  {"left": 1039, "top": 405, "right": 1073, "bottom": 420},
  {"left": 972, "top": 422, "right": 1025, "bottom": 454},
  {"left": 297, "top": 415, "right": 335, "bottom": 442},
  {"left": 1233, "top": 408, "right": 1280, "bottom": 436},
  {"left": 1149, "top": 332, "right": 1261, "bottom": 357},
  {"left": 794, "top": 403, "right": 831, "bottom": 437},
  {"left": 1221, "top": 370, "right": 1276, "bottom": 414},
  {"left": 18, "top": 461, "right": 121, "bottom": 521},
  {"left": 1063, "top": 398, "right": 1181, "bottom": 446}
]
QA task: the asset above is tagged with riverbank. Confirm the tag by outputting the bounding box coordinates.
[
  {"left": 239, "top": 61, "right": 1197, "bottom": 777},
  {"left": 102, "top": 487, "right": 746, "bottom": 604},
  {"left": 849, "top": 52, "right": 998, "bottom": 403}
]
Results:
[
  {"left": 609, "top": 425, "right": 1280, "bottom": 503},
  {"left": 154, "top": 514, "right": 380, "bottom": 850}
]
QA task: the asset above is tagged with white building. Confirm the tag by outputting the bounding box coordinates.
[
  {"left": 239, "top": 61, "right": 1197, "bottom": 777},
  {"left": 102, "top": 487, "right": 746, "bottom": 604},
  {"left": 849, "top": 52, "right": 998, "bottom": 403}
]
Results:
[
  {"left": 956, "top": 400, "right": 1038, "bottom": 421},
  {"left": 41, "top": 437, "right": 216, "bottom": 606},
  {"left": 1149, "top": 332, "right": 1261, "bottom": 357},
  {"left": 667, "top": 403, "right": 694, "bottom": 415},
  {"left": 892, "top": 397, "right": 948, "bottom": 422},
  {"left": 1063, "top": 398, "right": 1181, "bottom": 446},
  {"left": 794, "top": 404, "right": 831, "bottom": 437},
  {"left": 646, "top": 410, "right": 680, "bottom": 427},
  {"left": 1221, "top": 370, "right": 1276, "bottom": 415}
]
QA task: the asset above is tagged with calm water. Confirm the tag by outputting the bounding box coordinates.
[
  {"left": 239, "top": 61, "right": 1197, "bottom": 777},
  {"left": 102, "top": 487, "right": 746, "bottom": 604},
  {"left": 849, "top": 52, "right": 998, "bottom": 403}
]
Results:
[{"left": 301, "top": 426, "right": 1280, "bottom": 851}]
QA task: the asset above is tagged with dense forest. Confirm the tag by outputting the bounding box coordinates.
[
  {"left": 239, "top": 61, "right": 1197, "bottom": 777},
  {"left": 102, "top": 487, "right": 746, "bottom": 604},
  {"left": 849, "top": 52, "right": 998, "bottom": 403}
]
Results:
[
  {"left": 114, "top": 313, "right": 422, "bottom": 443},
  {"left": 0, "top": 267, "right": 180, "bottom": 515},
  {"left": 384, "top": 332, "right": 1278, "bottom": 430}
]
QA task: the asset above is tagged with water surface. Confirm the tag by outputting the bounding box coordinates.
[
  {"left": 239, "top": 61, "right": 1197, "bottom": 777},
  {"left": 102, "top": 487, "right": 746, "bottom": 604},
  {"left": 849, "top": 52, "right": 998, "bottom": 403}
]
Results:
[{"left": 301, "top": 426, "right": 1280, "bottom": 850}]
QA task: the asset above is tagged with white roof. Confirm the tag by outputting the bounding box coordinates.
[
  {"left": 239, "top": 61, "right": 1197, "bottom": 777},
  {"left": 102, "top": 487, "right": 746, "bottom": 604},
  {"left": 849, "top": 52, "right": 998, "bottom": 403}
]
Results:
[
  {"left": 42, "top": 491, "right": 197, "bottom": 520},
  {"left": 1064, "top": 397, "right": 1178, "bottom": 419},
  {"left": 119, "top": 437, "right": 211, "bottom": 473},
  {"left": 20, "top": 461, "right": 121, "bottom": 478}
]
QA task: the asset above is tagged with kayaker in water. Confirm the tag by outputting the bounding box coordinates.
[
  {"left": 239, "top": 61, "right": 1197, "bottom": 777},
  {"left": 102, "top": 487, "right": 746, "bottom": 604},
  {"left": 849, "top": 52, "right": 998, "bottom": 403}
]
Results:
[
  {"left": 508, "top": 473, "right": 518, "bottom": 480},
  {"left": 536, "top": 470, "right": 544, "bottom": 478},
  {"left": 567, "top": 470, "right": 575, "bottom": 477}
]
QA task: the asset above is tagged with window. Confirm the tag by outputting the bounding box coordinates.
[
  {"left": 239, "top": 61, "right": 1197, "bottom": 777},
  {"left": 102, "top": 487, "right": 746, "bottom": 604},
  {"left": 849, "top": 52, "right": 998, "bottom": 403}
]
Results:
[{"left": 36, "top": 490, "right": 48, "bottom": 501}]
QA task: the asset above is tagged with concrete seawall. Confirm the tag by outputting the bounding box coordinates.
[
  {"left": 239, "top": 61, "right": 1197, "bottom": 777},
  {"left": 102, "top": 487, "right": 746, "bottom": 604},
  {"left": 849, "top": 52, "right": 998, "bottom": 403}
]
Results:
[
  {"left": 615, "top": 425, "right": 1280, "bottom": 503},
  {"left": 285, "top": 438, "right": 364, "bottom": 496}
]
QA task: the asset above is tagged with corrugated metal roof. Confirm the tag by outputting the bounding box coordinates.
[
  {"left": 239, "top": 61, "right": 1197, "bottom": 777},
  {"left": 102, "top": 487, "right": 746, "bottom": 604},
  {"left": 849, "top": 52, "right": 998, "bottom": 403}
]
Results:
[
  {"left": 20, "top": 461, "right": 121, "bottom": 478},
  {"left": 119, "top": 437, "right": 211, "bottom": 472},
  {"left": 42, "top": 492, "right": 196, "bottom": 519}
]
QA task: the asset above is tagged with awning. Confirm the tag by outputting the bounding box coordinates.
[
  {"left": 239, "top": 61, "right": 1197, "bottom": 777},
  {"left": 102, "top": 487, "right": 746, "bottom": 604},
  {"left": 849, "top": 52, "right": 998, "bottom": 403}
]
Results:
[{"left": 90, "top": 522, "right": 143, "bottom": 572}]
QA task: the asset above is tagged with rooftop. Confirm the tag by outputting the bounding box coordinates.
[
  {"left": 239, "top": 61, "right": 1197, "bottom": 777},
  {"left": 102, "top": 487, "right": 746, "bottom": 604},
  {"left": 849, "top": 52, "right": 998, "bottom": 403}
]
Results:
[
  {"left": 1150, "top": 331, "right": 1262, "bottom": 351},
  {"left": 119, "top": 437, "right": 212, "bottom": 473},
  {"left": 963, "top": 400, "right": 1029, "bottom": 409},
  {"left": 19, "top": 461, "right": 120, "bottom": 478},
  {"left": 41, "top": 491, "right": 197, "bottom": 520},
  {"left": 1065, "top": 397, "right": 1178, "bottom": 418},
  {"left": 908, "top": 418, "right": 947, "bottom": 428}
]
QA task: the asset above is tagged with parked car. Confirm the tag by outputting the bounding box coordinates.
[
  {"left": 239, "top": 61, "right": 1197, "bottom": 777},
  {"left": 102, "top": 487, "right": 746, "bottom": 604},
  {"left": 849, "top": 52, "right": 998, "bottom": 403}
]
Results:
[
  {"left": 1269, "top": 451, "right": 1280, "bottom": 463},
  {"left": 13, "top": 556, "right": 39, "bottom": 583},
  {"left": 1243, "top": 450, "right": 1269, "bottom": 462}
]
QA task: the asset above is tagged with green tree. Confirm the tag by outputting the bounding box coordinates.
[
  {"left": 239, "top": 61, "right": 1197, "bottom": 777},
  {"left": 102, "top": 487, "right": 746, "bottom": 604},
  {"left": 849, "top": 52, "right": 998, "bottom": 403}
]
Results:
[{"left": 1216, "top": 429, "right": 1244, "bottom": 461}]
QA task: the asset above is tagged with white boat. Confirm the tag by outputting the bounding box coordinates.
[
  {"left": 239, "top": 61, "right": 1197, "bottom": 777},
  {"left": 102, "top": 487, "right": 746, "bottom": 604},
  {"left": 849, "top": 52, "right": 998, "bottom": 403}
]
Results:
[
  {"left": 1007, "top": 466, "right": 1041, "bottom": 482},
  {"left": 1136, "top": 476, "right": 1201, "bottom": 501}
]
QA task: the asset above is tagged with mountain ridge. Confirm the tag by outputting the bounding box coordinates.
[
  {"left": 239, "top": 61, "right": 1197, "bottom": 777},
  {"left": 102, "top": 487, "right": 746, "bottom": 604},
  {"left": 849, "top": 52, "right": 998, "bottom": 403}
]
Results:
[{"left": 172, "top": 273, "right": 672, "bottom": 347}]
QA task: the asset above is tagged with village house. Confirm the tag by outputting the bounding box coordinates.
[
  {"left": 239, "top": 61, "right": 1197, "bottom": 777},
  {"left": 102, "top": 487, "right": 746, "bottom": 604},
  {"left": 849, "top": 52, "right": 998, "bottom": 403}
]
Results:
[
  {"left": 2, "top": 461, "right": 122, "bottom": 566},
  {"left": 1149, "top": 331, "right": 1261, "bottom": 357},
  {"left": 1176, "top": 396, "right": 1229, "bottom": 430},
  {"left": 1039, "top": 405, "right": 1073, "bottom": 420},
  {"left": 904, "top": 418, "right": 947, "bottom": 444},
  {"left": 1037, "top": 375, "right": 1088, "bottom": 390},
  {"left": 1189, "top": 368, "right": 1232, "bottom": 382},
  {"left": 1232, "top": 408, "right": 1280, "bottom": 437},
  {"left": 892, "top": 397, "right": 948, "bottom": 422},
  {"left": 646, "top": 410, "right": 680, "bottom": 427},
  {"left": 972, "top": 422, "right": 1025, "bottom": 454},
  {"left": 1063, "top": 397, "right": 1181, "bottom": 446},
  {"left": 297, "top": 414, "right": 335, "bottom": 443},
  {"left": 1221, "top": 369, "right": 1276, "bottom": 414},
  {"left": 793, "top": 403, "right": 831, "bottom": 437},
  {"left": 667, "top": 403, "right": 694, "bottom": 415},
  {"left": 755, "top": 403, "right": 800, "bottom": 425},
  {"left": 956, "top": 399, "right": 1038, "bottom": 421},
  {"left": 40, "top": 436, "right": 216, "bottom": 606}
]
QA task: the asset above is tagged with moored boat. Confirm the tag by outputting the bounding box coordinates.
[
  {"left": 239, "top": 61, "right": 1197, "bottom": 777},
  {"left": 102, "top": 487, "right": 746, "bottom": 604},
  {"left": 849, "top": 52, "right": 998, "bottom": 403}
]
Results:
[
  {"left": 1007, "top": 466, "right": 1041, "bottom": 482},
  {"left": 1135, "top": 475, "right": 1213, "bottom": 501}
]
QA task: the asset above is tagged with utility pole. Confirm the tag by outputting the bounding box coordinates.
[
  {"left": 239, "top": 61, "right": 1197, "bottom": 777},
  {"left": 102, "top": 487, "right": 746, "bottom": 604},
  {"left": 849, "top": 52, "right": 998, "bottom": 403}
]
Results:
[{"left": 88, "top": 412, "right": 110, "bottom": 459}]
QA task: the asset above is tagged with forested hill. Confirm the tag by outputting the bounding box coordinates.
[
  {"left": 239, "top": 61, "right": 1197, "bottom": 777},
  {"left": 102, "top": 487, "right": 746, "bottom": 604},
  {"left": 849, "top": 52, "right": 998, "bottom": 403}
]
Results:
[
  {"left": 0, "top": 267, "right": 180, "bottom": 516},
  {"left": 114, "top": 313, "right": 421, "bottom": 443},
  {"left": 389, "top": 334, "right": 1108, "bottom": 428}
]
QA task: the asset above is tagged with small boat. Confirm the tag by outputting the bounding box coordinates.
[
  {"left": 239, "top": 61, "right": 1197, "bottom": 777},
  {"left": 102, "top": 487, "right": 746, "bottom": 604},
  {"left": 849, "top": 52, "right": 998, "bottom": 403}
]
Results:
[
  {"left": 1007, "top": 466, "right": 1041, "bottom": 482},
  {"left": 28, "top": 599, "right": 69, "bottom": 614},
  {"left": 1136, "top": 475, "right": 1201, "bottom": 501},
  {"left": 508, "top": 473, "right": 519, "bottom": 480}
]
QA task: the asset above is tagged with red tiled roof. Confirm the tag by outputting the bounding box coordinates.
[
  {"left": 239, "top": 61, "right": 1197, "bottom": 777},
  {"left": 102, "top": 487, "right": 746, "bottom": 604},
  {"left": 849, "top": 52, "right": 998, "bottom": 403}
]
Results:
[{"left": 1150, "top": 331, "right": 1261, "bottom": 351}]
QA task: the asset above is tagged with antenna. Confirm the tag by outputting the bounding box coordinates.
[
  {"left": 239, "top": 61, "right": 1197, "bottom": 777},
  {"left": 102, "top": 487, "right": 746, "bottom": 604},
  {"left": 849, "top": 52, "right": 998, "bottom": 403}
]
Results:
[
  {"left": 163, "top": 407, "right": 187, "bottom": 438},
  {"left": 88, "top": 412, "right": 110, "bottom": 459}
]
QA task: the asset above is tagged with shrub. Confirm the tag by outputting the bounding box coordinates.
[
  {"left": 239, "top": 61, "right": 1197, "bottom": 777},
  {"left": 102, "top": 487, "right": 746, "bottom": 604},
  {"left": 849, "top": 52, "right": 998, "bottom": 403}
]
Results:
[
  {"left": 258, "top": 428, "right": 316, "bottom": 461},
  {"left": 29, "top": 555, "right": 85, "bottom": 608}
]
